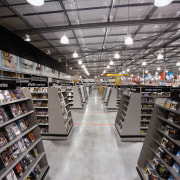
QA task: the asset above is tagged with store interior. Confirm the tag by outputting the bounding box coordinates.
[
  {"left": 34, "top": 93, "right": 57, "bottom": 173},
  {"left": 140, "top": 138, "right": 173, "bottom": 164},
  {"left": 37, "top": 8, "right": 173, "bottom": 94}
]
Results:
[{"left": 0, "top": 0, "right": 180, "bottom": 180}]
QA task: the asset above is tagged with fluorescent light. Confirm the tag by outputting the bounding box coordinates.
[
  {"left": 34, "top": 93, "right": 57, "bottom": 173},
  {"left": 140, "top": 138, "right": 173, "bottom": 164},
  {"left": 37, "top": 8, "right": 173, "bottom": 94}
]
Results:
[
  {"left": 142, "top": 61, "right": 146, "bottom": 66},
  {"left": 107, "top": 65, "right": 110, "bottom": 69},
  {"left": 80, "top": 76, "right": 82, "bottom": 78},
  {"left": 157, "top": 67, "right": 161, "bottom": 70},
  {"left": 127, "top": 68, "right": 130, "bottom": 72},
  {"left": 95, "top": 76, "right": 97, "bottom": 78},
  {"left": 145, "top": 70, "right": 148, "bottom": 73},
  {"left": 109, "top": 60, "right": 114, "bottom": 65},
  {"left": 176, "top": 61, "right": 180, "bottom": 66},
  {"left": 166, "top": 70, "right": 168, "bottom": 72},
  {"left": 73, "top": 51, "right": 78, "bottom": 58},
  {"left": 82, "top": 64, "right": 85, "bottom": 69},
  {"left": 114, "top": 52, "right": 120, "bottom": 59},
  {"left": 131, "top": 74, "right": 133, "bottom": 76},
  {"left": 125, "top": 35, "right": 133, "bottom": 46},
  {"left": 103, "top": 70, "right": 106, "bottom": 73},
  {"left": 157, "top": 53, "right": 163, "bottom": 60},
  {"left": 24, "top": 34, "right": 31, "bottom": 42},
  {"left": 27, "top": 0, "right": 44, "bottom": 6},
  {"left": 60, "top": 34, "right": 69, "bottom": 44},
  {"left": 78, "top": 60, "right": 82, "bottom": 65},
  {"left": 154, "top": 0, "right": 173, "bottom": 7},
  {"left": 70, "top": 67, "right": 72, "bottom": 70},
  {"left": 155, "top": 72, "right": 158, "bottom": 75},
  {"left": 122, "top": 71, "right": 125, "bottom": 74}
]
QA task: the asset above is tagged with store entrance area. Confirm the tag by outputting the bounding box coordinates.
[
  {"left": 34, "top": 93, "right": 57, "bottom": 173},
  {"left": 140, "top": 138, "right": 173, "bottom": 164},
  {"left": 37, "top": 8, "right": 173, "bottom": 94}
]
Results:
[{"left": 44, "top": 89, "right": 142, "bottom": 180}]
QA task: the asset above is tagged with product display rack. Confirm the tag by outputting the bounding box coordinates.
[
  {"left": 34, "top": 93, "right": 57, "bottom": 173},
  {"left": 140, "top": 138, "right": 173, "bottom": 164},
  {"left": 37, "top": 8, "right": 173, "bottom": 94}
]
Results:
[
  {"left": 107, "top": 87, "right": 119, "bottom": 111},
  {"left": 70, "top": 86, "right": 83, "bottom": 109},
  {"left": 0, "top": 88, "right": 49, "bottom": 180},
  {"left": 29, "top": 87, "right": 74, "bottom": 139},
  {"left": 136, "top": 94, "right": 180, "bottom": 180},
  {"left": 104, "top": 87, "right": 112, "bottom": 104},
  {"left": 78, "top": 85, "right": 86, "bottom": 104},
  {"left": 115, "top": 87, "right": 171, "bottom": 142}
]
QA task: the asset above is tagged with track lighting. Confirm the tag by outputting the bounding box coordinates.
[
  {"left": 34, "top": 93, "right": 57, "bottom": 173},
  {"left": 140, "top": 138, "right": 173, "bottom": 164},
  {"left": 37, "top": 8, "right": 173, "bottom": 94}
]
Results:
[
  {"left": 24, "top": 34, "right": 31, "bottom": 42},
  {"left": 27, "top": 0, "right": 44, "bottom": 6},
  {"left": 60, "top": 34, "right": 69, "bottom": 44},
  {"left": 154, "top": 0, "right": 173, "bottom": 7},
  {"left": 73, "top": 51, "right": 78, "bottom": 58}
]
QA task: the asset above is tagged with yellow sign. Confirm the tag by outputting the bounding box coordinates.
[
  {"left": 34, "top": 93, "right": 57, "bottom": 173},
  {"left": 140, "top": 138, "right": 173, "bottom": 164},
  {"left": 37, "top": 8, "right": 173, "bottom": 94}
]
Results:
[{"left": 115, "top": 77, "right": 118, "bottom": 85}]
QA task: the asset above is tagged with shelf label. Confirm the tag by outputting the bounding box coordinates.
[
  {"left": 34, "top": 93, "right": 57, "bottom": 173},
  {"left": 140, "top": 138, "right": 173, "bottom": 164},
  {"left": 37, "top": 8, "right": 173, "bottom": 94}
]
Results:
[
  {"left": 0, "top": 80, "right": 16, "bottom": 90},
  {"left": 142, "top": 87, "right": 171, "bottom": 92},
  {"left": 18, "top": 81, "right": 48, "bottom": 87}
]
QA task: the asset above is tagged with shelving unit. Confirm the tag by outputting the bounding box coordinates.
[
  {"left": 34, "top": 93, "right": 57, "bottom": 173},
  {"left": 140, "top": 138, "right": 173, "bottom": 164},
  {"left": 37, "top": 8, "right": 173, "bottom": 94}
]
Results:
[
  {"left": 137, "top": 94, "right": 180, "bottom": 180},
  {"left": 115, "top": 87, "right": 171, "bottom": 142},
  {"left": 71, "top": 86, "right": 83, "bottom": 109},
  {"left": 102, "top": 86, "right": 107, "bottom": 100},
  {"left": 29, "top": 87, "right": 74, "bottom": 139},
  {"left": 104, "top": 87, "right": 111, "bottom": 104},
  {"left": 107, "top": 87, "right": 119, "bottom": 111},
  {"left": 0, "top": 88, "right": 49, "bottom": 180},
  {"left": 78, "top": 85, "right": 86, "bottom": 103}
]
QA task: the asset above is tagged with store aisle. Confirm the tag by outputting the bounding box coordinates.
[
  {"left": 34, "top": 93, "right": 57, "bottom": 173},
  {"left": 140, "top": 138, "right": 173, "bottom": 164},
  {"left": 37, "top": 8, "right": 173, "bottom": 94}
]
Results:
[{"left": 43, "top": 90, "right": 143, "bottom": 180}]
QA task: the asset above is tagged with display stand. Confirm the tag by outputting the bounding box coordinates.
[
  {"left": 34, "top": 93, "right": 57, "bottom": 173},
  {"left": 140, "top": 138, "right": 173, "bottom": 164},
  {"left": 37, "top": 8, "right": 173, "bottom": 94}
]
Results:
[
  {"left": 136, "top": 94, "right": 180, "bottom": 180},
  {"left": 104, "top": 87, "right": 111, "bottom": 104},
  {"left": 79, "top": 85, "right": 86, "bottom": 103},
  {"left": 70, "top": 86, "right": 83, "bottom": 109},
  {"left": 115, "top": 87, "right": 171, "bottom": 142},
  {"left": 107, "top": 87, "right": 119, "bottom": 111},
  {"left": 29, "top": 87, "right": 74, "bottom": 139},
  {"left": 0, "top": 88, "right": 50, "bottom": 180},
  {"left": 102, "top": 87, "right": 107, "bottom": 100}
]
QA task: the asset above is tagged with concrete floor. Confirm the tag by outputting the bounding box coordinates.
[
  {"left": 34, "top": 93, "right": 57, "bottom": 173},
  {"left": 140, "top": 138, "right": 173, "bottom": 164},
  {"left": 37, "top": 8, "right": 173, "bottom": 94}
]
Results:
[{"left": 43, "top": 90, "right": 143, "bottom": 180}]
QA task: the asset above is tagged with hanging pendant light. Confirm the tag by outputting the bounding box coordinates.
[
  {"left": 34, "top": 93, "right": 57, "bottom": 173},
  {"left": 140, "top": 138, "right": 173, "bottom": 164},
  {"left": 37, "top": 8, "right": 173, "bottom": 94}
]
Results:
[
  {"left": 142, "top": 61, "right": 146, "bottom": 66},
  {"left": 125, "top": 34, "right": 133, "bottom": 46},
  {"left": 114, "top": 52, "right": 120, "bottom": 59},
  {"left": 60, "top": 34, "right": 69, "bottom": 44},
  {"left": 73, "top": 51, "right": 78, "bottom": 58},
  {"left": 24, "top": 34, "right": 31, "bottom": 42},
  {"left": 154, "top": 0, "right": 173, "bottom": 7},
  {"left": 27, "top": 0, "right": 44, "bottom": 6},
  {"left": 109, "top": 60, "right": 114, "bottom": 65},
  {"left": 78, "top": 60, "right": 82, "bottom": 65},
  {"left": 157, "top": 53, "right": 163, "bottom": 60}
]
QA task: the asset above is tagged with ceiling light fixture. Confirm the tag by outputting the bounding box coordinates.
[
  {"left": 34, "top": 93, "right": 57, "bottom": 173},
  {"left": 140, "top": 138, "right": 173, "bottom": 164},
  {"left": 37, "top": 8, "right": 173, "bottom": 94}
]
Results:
[
  {"left": 78, "top": 60, "right": 82, "bottom": 65},
  {"left": 70, "top": 67, "right": 72, "bottom": 70},
  {"left": 82, "top": 64, "right": 85, "bottom": 69},
  {"left": 127, "top": 68, "right": 130, "bottom": 72},
  {"left": 157, "top": 67, "right": 161, "bottom": 70},
  {"left": 60, "top": 34, "right": 69, "bottom": 44},
  {"left": 109, "top": 60, "right": 114, "bottom": 65},
  {"left": 24, "top": 34, "right": 31, "bottom": 42},
  {"left": 155, "top": 72, "right": 158, "bottom": 75},
  {"left": 145, "top": 70, "right": 148, "bottom": 73},
  {"left": 107, "top": 65, "right": 110, "bottom": 69},
  {"left": 157, "top": 53, "right": 163, "bottom": 60},
  {"left": 154, "top": 0, "right": 173, "bottom": 7},
  {"left": 122, "top": 70, "right": 125, "bottom": 74},
  {"left": 125, "top": 34, "right": 133, "bottom": 46},
  {"left": 103, "top": 70, "right": 106, "bottom": 74},
  {"left": 73, "top": 51, "right": 78, "bottom": 58},
  {"left": 46, "top": 50, "right": 51, "bottom": 55},
  {"left": 176, "top": 61, "right": 180, "bottom": 66},
  {"left": 114, "top": 52, "right": 120, "bottom": 59},
  {"left": 142, "top": 61, "right": 146, "bottom": 66},
  {"left": 27, "top": 0, "right": 44, "bottom": 6}
]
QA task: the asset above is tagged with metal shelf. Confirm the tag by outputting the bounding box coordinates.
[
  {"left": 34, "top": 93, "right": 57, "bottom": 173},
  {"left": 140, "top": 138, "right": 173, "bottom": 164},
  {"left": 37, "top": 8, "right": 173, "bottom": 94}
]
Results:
[
  {"left": 0, "top": 110, "right": 34, "bottom": 128},
  {"left": 0, "top": 97, "right": 30, "bottom": 106},
  {"left": 0, "top": 137, "right": 41, "bottom": 179},
  {"left": 0, "top": 124, "right": 38, "bottom": 154},
  {"left": 156, "top": 104, "right": 180, "bottom": 115},
  {"left": 36, "top": 115, "right": 48, "bottom": 117},
  {"left": 33, "top": 99, "right": 48, "bottom": 101}
]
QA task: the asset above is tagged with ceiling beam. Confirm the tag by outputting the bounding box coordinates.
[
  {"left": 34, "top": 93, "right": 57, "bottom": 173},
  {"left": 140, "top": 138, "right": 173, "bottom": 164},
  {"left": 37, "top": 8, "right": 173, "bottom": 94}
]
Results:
[{"left": 14, "top": 17, "right": 180, "bottom": 35}]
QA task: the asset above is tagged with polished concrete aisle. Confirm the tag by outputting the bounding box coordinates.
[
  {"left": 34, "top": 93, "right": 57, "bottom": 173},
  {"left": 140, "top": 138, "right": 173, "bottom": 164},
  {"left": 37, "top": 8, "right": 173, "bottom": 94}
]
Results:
[{"left": 43, "top": 90, "right": 143, "bottom": 180}]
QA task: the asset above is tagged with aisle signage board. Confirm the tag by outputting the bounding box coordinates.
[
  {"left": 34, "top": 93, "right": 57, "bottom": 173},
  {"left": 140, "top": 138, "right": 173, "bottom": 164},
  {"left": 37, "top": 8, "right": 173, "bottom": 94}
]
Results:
[
  {"left": 0, "top": 80, "right": 16, "bottom": 90},
  {"left": 142, "top": 87, "right": 171, "bottom": 92},
  {"left": 18, "top": 81, "right": 48, "bottom": 87}
]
